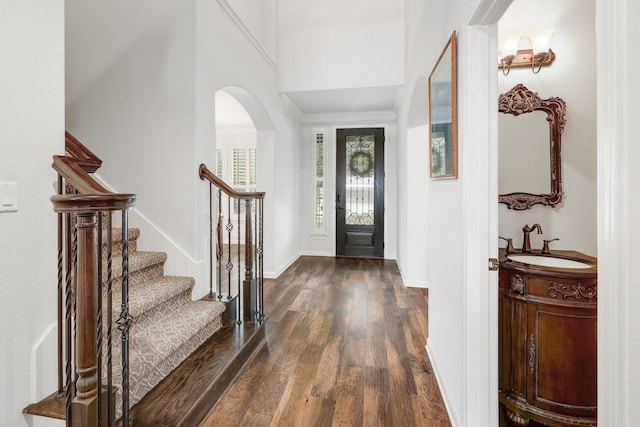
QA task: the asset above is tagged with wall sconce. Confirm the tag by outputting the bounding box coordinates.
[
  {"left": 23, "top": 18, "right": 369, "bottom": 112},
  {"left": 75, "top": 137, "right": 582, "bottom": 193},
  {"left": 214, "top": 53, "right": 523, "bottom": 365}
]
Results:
[{"left": 499, "top": 28, "right": 555, "bottom": 75}]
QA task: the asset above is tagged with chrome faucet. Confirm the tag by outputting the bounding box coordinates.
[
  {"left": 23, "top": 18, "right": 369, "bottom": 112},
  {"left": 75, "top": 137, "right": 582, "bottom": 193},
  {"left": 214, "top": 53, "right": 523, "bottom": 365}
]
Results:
[{"left": 522, "top": 223, "right": 543, "bottom": 253}]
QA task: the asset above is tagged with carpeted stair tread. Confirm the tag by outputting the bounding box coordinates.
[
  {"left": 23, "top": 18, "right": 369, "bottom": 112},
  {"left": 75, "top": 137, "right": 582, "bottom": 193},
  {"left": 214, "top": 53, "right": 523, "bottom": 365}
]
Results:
[
  {"left": 93, "top": 222, "right": 228, "bottom": 418},
  {"left": 130, "top": 300, "right": 226, "bottom": 367},
  {"left": 118, "top": 275, "right": 195, "bottom": 320},
  {"left": 101, "top": 227, "right": 140, "bottom": 256},
  {"left": 108, "top": 300, "right": 226, "bottom": 411},
  {"left": 101, "top": 250, "right": 167, "bottom": 285},
  {"left": 106, "top": 227, "right": 140, "bottom": 243}
]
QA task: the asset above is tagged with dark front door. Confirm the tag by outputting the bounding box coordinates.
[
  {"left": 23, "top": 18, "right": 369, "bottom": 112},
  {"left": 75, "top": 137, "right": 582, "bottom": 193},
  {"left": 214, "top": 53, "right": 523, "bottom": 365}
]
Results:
[{"left": 336, "top": 128, "right": 385, "bottom": 257}]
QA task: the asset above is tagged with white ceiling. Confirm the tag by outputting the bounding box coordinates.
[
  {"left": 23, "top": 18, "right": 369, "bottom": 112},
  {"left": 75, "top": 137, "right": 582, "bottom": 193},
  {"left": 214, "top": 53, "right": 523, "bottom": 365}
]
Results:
[
  {"left": 283, "top": 86, "right": 400, "bottom": 115},
  {"left": 278, "top": 0, "right": 403, "bottom": 116}
]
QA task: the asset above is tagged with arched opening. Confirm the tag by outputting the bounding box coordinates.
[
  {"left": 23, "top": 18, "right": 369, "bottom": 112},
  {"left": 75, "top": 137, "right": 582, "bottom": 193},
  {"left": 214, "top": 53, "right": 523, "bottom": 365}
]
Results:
[
  {"left": 212, "top": 87, "right": 276, "bottom": 277},
  {"left": 215, "top": 90, "right": 257, "bottom": 192}
]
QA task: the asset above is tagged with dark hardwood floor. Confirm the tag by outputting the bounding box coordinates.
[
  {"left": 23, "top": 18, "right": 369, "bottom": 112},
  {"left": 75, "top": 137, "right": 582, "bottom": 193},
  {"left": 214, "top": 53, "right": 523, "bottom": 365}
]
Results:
[{"left": 200, "top": 256, "right": 451, "bottom": 427}]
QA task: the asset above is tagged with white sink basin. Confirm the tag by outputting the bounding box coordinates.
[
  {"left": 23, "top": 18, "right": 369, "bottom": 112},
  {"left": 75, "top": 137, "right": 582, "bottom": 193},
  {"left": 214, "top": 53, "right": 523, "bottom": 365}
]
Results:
[{"left": 507, "top": 254, "right": 593, "bottom": 269}]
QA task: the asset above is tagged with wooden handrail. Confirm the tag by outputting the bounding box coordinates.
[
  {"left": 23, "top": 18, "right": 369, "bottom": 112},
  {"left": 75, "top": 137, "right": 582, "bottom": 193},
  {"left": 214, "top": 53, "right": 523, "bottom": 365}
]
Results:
[
  {"left": 52, "top": 155, "right": 136, "bottom": 210},
  {"left": 65, "top": 131, "right": 102, "bottom": 173},
  {"left": 51, "top": 194, "right": 136, "bottom": 213},
  {"left": 199, "top": 164, "right": 265, "bottom": 200},
  {"left": 53, "top": 132, "right": 135, "bottom": 427},
  {"left": 200, "top": 162, "right": 265, "bottom": 325}
]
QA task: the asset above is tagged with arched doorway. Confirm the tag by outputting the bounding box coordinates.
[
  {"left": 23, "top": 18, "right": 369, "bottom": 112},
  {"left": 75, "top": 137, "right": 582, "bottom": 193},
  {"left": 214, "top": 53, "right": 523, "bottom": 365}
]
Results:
[
  {"left": 212, "top": 87, "right": 276, "bottom": 277},
  {"left": 215, "top": 90, "right": 257, "bottom": 192}
]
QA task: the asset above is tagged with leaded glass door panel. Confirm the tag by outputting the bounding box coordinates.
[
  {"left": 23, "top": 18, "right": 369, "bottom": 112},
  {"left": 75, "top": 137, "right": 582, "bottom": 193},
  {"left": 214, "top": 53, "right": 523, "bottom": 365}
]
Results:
[{"left": 336, "top": 128, "right": 384, "bottom": 257}]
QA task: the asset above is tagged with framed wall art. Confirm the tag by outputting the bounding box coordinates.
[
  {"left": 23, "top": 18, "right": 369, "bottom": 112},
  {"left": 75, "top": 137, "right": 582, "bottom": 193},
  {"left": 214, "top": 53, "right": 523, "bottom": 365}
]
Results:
[{"left": 429, "top": 31, "right": 458, "bottom": 179}]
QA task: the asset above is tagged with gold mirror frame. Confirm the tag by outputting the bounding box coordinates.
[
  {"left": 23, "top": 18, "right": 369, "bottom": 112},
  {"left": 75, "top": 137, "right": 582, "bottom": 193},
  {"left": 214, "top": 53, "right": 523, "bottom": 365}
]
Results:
[
  {"left": 429, "top": 31, "right": 458, "bottom": 179},
  {"left": 498, "top": 84, "right": 567, "bottom": 210}
]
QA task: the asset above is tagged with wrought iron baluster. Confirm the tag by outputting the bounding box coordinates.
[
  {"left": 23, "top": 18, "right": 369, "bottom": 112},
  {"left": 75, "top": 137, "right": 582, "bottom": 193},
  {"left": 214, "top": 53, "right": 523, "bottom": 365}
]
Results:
[
  {"left": 237, "top": 198, "right": 242, "bottom": 324},
  {"left": 227, "top": 195, "right": 232, "bottom": 300},
  {"left": 106, "top": 213, "right": 114, "bottom": 426},
  {"left": 56, "top": 175, "right": 64, "bottom": 397},
  {"left": 96, "top": 212, "right": 103, "bottom": 427},
  {"left": 217, "top": 189, "right": 222, "bottom": 300},
  {"left": 253, "top": 199, "right": 258, "bottom": 322},
  {"left": 65, "top": 212, "right": 77, "bottom": 426},
  {"left": 209, "top": 182, "right": 214, "bottom": 299},
  {"left": 258, "top": 199, "right": 264, "bottom": 321},
  {"left": 117, "top": 210, "right": 133, "bottom": 427},
  {"left": 244, "top": 198, "right": 253, "bottom": 322}
]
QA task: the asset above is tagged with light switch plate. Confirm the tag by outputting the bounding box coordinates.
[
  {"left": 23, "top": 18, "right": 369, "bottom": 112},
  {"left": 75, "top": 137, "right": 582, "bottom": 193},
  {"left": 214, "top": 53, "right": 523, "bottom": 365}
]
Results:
[{"left": 0, "top": 182, "right": 18, "bottom": 212}]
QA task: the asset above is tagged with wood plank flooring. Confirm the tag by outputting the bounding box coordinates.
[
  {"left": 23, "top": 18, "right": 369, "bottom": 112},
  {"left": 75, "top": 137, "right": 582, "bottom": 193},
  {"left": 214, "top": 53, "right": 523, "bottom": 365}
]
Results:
[{"left": 200, "top": 256, "right": 451, "bottom": 427}]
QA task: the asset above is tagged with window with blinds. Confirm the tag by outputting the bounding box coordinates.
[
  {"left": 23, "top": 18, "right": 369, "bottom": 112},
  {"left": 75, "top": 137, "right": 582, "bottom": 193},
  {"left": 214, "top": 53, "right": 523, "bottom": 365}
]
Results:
[
  {"left": 216, "top": 149, "right": 224, "bottom": 177},
  {"left": 232, "top": 148, "right": 256, "bottom": 191}
]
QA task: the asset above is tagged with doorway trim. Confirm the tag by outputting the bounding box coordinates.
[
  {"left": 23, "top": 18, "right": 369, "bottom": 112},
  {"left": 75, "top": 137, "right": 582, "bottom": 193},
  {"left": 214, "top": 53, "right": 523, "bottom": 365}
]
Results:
[
  {"left": 335, "top": 127, "right": 385, "bottom": 258},
  {"left": 464, "top": 0, "right": 623, "bottom": 426},
  {"left": 595, "top": 0, "right": 626, "bottom": 425},
  {"left": 329, "top": 124, "right": 391, "bottom": 258},
  {"left": 463, "top": 1, "right": 513, "bottom": 426}
]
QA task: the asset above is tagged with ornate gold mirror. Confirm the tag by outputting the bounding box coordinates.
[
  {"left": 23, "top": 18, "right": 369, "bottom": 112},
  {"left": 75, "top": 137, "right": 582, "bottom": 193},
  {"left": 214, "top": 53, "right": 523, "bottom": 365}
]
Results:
[{"left": 498, "top": 84, "right": 567, "bottom": 210}]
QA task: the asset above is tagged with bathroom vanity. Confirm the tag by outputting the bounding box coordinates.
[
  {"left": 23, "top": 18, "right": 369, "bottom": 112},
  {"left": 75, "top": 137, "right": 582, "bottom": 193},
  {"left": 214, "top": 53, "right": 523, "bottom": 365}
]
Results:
[{"left": 498, "top": 249, "right": 597, "bottom": 427}]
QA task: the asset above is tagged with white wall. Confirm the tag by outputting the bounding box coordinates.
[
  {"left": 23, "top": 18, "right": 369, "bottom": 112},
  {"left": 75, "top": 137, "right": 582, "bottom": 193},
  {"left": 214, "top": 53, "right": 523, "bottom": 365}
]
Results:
[
  {"left": 402, "top": 125, "right": 429, "bottom": 287},
  {"left": 399, "top": 0, "right": 496, "bottom": 424},
  {"left": 66, "top": 0, "right": 203, "bottom": 288},
  {"left": 224, "top": 0, "right": 278, "bottom": 63},
  {"left": 498, "top": 0, "right": 597, "bottom": 256},
  {"left": 398, "top": 75, "right": 430, "bottom": 287},
  {"left": 0, "top": 1, "right": 64, "bottom": 425},
  {"left": 66, "top": 0, "right": 302, "bottom": 294},
  {"left": 278, "top": 0, "right": 404, "bottom": 92},
  {"left": 194, "top": 0, "right": 302, "bottom": 279}
]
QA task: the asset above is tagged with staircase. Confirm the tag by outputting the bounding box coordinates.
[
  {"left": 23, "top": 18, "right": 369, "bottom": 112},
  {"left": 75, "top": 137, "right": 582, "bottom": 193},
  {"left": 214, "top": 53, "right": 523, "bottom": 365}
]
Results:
[
  {"left": 22, "top": 133, "right": 266, "bottom": 426},
  {"left": 104, "top": 226, "right": 226, "bottom": 416}
]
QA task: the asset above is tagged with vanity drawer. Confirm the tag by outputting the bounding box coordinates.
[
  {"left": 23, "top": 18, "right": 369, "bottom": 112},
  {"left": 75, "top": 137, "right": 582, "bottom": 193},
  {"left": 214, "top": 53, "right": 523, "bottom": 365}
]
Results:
[{"left": 527, "top": 276, "right": 597, "bottom": 303}]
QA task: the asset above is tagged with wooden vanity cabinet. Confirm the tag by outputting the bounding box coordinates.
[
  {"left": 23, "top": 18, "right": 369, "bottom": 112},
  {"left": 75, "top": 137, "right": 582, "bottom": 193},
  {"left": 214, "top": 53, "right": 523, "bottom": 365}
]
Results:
[{"left": 498, "top": 250, "right": 597, "bottom": 427}]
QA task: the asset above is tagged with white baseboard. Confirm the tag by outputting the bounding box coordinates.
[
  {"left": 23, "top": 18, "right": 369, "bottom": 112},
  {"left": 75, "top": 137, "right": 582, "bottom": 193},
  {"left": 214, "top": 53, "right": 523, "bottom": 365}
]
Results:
[
  {"left": 299, "top": 250, "right": 333, "bottom": 257},
  {"left": 399, "top": 267, "right": 429, "bottom": 288},
  {"left": 30, "top": 323, "right": 58, "bottom": 402},
  {"left": 426, "top": 339, "right": 461, "bottom": 427},
  {"left": 265, "top": 252, "right": 301, "bottom": 279},
  {"left": 405, "top": 280, "right": 429, "bottom": 288},
  {"left": 26, "top": 323, "right": 66, "bottom": 426}
]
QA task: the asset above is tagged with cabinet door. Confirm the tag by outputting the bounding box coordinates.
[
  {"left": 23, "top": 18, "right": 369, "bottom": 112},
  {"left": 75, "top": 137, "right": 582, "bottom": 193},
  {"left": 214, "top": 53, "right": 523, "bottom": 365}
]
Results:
[
  {"left": 527, "top": 302, "right": 597, "bottom": 419},
  {"left": 499, "top": 289, "right": 528, "bottom": 400}
]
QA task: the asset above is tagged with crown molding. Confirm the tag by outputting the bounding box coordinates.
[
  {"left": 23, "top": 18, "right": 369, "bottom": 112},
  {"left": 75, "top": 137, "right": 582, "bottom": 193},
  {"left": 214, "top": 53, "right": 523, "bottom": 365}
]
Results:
[
  {"left": 217, "top": 0, "right": 278, "bottom": 70},
  {"left": 279, "top": 93, "right": 304, "bottom": 121},
  {"left": 393, "top": 86, "right": 405, "bottom": 112},
  {"left": 301, "top": 110, "right": 397, "bottom": 125}
]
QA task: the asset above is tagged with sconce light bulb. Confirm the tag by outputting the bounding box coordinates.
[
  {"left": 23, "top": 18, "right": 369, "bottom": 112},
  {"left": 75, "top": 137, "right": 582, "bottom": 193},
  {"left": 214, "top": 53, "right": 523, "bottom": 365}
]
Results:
[
  {"left": 499, "top": 31, "right": 522, "bottom": 60},
  {"left": 528, "top": 28, "right": 554, "bottom": 56}
]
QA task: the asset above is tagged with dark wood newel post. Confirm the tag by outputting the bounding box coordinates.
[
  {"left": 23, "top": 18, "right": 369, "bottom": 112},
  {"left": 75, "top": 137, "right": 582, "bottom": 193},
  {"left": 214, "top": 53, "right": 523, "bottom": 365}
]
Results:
[{"left": 73, "top": 211, "right": 99, "bottom": 427}]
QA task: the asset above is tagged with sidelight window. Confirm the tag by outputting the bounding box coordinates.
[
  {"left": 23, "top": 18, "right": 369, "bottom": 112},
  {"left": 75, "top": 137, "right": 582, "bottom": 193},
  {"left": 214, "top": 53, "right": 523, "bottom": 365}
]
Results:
[{"left": 312, "top": 128, "right": 327, "bottom": 236}]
